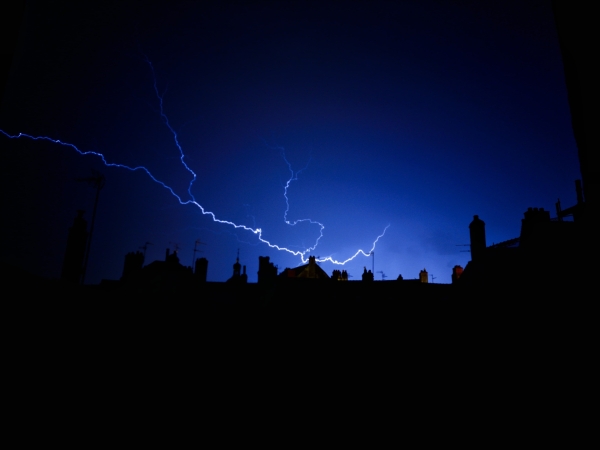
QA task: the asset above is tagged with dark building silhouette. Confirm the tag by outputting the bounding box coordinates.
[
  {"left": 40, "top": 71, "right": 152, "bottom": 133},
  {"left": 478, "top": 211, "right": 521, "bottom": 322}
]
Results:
[
  {"left": 553, "top": 3, "right": 599, "bottom": 288},
  {"left": 195, "top": 257, "right": 208, "bottom": 282},
  {"left": 227, "top": 253, "right": 247, "bottom": 284},
  {"left": 280, "top": 255, "right": 330, "bottom": 279},
  {"left": 554, "top": 2, "right": 598, "bottom": 219},
  {"left": 116, "top": 247, "right": 193, "bottom": 291},
  {"left": 61, "top": 210, "right": 88, "bottom": 284},
  {"left": 164, "top": 248, "right": 180, "bottom": 264},
  {"left": 121, "top": 251, "right": 144, "bottom": 280},
  {"left": 519, "top": 207, "right": 552, "bottom": 253},
  {"left": 258, "top": 256, "right": 277, "bottom": 284},
  {"left": 460, "top": 182, "right": 586, "bottom": 289},
  {"left": 451, "top": 5, "right": 600, "bottom": 292}
]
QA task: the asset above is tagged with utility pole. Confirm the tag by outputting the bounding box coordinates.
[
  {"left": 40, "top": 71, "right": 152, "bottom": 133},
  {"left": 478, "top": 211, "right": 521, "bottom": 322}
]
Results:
[{"left": 77, "top": 169, "right": 105, "bottom": 285}]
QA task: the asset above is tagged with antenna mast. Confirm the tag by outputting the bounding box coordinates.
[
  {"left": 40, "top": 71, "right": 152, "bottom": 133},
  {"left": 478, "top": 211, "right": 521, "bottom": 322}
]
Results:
[
  {"left": 76, "top": 169, "right": 105, "bottom": 285},
  {"left": 140, "top": 242, "right": 153, "bottom": 259},
  {"left": 192, "top": 239, "right": 207, "bottom": 266}
]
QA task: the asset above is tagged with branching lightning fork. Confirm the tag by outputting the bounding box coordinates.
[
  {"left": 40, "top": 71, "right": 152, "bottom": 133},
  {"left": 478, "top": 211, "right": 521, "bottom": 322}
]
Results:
[{"left": 0, "top": 60, "right": 389, "bottom": 266}]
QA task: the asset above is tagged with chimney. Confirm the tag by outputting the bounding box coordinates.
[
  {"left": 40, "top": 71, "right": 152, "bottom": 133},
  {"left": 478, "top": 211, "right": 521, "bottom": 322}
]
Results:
[{"left": 469, "top": 215, "right": 486, "bottom": 262}]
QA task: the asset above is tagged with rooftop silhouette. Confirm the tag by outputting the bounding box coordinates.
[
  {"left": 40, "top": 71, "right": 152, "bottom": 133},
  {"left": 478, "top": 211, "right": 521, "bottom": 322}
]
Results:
[{"left": 0, "top": 1, "right": 595, "bottom": 298}]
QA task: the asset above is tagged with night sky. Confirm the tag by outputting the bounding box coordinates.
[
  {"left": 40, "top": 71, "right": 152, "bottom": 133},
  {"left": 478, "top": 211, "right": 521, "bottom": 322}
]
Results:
[{"left": 0, "top": 1, "right": 580, "bottom": 284}]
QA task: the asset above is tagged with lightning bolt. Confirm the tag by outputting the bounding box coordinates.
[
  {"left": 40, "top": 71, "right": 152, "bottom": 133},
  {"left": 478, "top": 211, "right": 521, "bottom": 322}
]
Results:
[{"left": 0, "top": 59, "right": 389, "bottom": 267}]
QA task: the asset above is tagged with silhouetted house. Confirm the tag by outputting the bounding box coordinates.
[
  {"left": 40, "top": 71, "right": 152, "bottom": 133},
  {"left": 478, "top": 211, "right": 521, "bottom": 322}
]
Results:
[
  {"left": 280, "top": 256, "right": 330, "bottom": 279},
  {"left": 121, "top": 248, "right": 193, "bottom": 290},
  {"left": 460, "top": 182, "right": 586, "bottom": 288},
  {"left": 61, "top": 210, "right": 88, "bottom": 284}
]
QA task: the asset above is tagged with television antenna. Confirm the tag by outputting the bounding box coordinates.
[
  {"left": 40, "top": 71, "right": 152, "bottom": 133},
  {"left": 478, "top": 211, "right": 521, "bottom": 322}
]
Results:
[
  {"left": 139, "top": 241, "right": 153, "bottom": 258},
  {"left": 192, "top": 239, "right": 206, "bottom": 266}
]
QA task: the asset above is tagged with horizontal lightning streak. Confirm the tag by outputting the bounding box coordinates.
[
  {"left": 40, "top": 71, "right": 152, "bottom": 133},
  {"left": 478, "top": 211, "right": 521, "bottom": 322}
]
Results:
[
  {"left": 0, "top": 128, "right": 388, "bottom": 265},
  {"left": 1, "top": 59, "right": 389, "bottom": 266}
]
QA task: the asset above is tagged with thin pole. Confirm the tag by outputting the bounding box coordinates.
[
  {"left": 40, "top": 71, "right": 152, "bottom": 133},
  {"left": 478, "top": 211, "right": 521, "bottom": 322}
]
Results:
[{"left": 81, "top": 174, "right": 104, "bottom": 284}]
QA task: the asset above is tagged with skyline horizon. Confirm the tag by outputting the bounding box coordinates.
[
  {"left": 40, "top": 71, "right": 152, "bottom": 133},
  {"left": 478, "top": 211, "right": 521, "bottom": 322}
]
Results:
[{"left": 0, "top": 1, "right": 581, "bottom": 284}]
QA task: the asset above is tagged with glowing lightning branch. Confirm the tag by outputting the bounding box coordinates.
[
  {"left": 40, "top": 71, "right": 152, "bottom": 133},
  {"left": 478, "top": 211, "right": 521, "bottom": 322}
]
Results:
[
  {"left": 275, "top": 147, "right": 389, "bottom": 264},
  {"left": 0, "top": 61, "right": 389, "bottom": 266},
  {"left": 279, "top": 149, "right": 325, "bottom": 249},
  {"left": 145, "top": 58, "right": 197, "bottom": 201}
]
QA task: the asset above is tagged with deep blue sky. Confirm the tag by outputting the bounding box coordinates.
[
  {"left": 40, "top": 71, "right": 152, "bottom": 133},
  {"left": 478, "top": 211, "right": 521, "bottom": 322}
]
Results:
[{"left": 0, "top": 1, "right": 580, "bottom": 283}]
